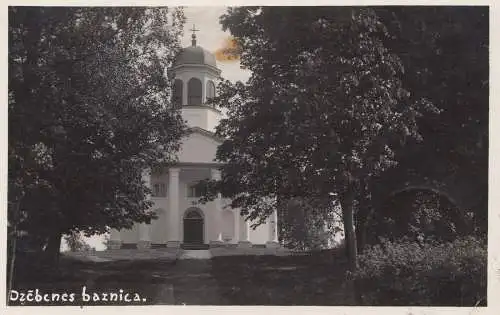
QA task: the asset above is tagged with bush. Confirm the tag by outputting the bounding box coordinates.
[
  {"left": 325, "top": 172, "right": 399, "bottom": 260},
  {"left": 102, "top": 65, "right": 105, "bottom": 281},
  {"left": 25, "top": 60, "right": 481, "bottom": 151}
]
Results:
[
  {"left": 354, "top": 237, "right": 487, "bottom": 306},
  {"left": 63, "top": 231, "right": 92, "bottom": 252},
  {"left": 279, "top": 198, "right": 343, "bottom": 251}
]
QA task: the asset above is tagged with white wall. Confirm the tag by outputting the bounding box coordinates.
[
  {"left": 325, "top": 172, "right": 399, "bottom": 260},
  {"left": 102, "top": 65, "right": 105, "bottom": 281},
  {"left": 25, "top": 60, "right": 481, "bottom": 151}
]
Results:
[
  {"left": 221, "top": 210, "right": 235, "bottom": 242},
  {"left": 120, "top": 226, "right": 139, "bottom": 244},
  {"left": 119, "top": 166, "right": 272, "bottom": 245},
  {"left": 117, "top": 132, "right": 273, "bottom": 245},
  {"left": 249, "top": 218, "right": 271, "bottom": 244},
  {"left": 149, "top": 208, "right": 168, "bottom": 244},
  {"left": 206, "top": 109, "right": 222, "bottom": 132},
  {"left": 177, "top": 132, "right": 220, "bottom": 164},
  {"left": 181, "top": 107, "right": 221, "bottom": 133}
]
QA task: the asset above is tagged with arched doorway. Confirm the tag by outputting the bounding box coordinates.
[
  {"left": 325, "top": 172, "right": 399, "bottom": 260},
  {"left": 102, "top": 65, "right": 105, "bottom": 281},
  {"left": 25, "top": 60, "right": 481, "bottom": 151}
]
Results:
[{"left": 183, "top": 208, "right": 204, "bottom": 245}]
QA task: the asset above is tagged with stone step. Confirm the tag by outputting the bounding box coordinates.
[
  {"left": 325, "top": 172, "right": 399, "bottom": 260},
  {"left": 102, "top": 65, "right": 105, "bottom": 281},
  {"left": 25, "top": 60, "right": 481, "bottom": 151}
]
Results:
[
  {"left": 181, "top": 243, "right": 210, "bottom": 250},
  {"left": 179, "top": 249, "right": 212, "bottom": 260}
]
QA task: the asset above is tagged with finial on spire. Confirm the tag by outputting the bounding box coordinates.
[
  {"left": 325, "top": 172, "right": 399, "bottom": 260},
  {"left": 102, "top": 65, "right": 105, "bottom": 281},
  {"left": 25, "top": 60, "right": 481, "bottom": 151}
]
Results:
[{"left": 189, "top": 24, "right": 200, "bottom": 46}]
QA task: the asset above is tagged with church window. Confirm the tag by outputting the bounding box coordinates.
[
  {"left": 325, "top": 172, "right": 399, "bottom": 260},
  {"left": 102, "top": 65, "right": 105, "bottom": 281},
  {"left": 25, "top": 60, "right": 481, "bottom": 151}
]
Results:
[
  {"left": 173, "top": 79, "right": 183, "bottom": 108},
  {"left": 206, "top": 80, "right": 216, "bottom": 101},
  {"left": 187, "top": 78, "right": 202, "bottom": 105},
  {"left": 187, "top": 183, "right": 205, "bottom": 198},
  {"left": 152, "top": 183, "right": 167, "bottom": 197}
]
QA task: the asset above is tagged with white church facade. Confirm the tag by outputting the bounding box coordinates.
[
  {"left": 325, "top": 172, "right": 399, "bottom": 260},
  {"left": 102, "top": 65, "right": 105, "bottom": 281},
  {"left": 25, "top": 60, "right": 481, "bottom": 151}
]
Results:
[{"left": 108, "top": 32, "right": 279, "bottom": 250}]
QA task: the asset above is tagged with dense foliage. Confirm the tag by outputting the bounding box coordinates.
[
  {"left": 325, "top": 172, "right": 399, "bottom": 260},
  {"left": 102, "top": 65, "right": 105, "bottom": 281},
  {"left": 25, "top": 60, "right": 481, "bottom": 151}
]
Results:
[
  {"left": 376, "top": 7, "right": 488, "bottom": 177},
  {"left": 8, "top": 7, "right": 187, "bottom": 259},
  {"left": 279, "top": 198, "right": 343, "bottom": 250},
  {"left": 366, "top": 190, "right": 477, "bottom": 245},
  {"left": 354, "top": 237, "right": 487, "bottom": 306},
  {"left": 375, "top": 6, "right": 489, "bottom": 229},
  {"left": 63, "top": 232, "right": 93, "bottom": 252},
  {"left": 202, "top": 7, "right": 436, "bottom": 273}
]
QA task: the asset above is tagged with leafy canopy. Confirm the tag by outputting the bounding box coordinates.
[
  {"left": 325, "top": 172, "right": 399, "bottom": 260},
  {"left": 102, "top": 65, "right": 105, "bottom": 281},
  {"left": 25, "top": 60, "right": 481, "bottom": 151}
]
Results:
[
  {"left": 202, "top": 7, "right": 435, "bottom": 225},
  {"left": 9, "top": 7, "right": 187, "bottom": 240}
]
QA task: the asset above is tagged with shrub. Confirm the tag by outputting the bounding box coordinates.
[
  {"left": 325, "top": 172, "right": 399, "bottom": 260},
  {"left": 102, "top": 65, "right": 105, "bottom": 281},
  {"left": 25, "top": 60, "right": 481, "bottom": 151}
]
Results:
[
  {"left": 63, "top": 231, "right": 92, "bottom": 252},
  {"left": 279, "top": 198, "right": 343, "bottom": 251},
  {"left": 354, "top": 237, "right": 487, "bottom": 306}
]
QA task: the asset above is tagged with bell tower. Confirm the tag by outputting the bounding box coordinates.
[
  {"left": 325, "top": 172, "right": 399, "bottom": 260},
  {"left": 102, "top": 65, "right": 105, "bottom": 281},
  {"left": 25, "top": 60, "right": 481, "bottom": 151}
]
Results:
[{"left": 171, "top": 25, "right": 222, "bottom": 133}]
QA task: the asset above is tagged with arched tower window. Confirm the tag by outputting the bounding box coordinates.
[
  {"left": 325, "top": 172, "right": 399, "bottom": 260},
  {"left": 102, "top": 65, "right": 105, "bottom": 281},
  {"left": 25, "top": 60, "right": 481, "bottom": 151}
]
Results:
[
  {"left": 187, "top": 78, "right": 202, "bottom": 105},
  {"left": 173, "top": 79, "right": 183, "bottom": 108},
  {"left": 206, "top": 80, "right": 216, "bottom": 102}
]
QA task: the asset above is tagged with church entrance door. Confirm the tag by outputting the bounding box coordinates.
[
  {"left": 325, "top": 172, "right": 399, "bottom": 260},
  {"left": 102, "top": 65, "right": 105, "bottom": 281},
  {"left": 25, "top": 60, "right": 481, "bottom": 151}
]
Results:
[{"left": 183, "top": 208, "right": 204, "bottom": 244}]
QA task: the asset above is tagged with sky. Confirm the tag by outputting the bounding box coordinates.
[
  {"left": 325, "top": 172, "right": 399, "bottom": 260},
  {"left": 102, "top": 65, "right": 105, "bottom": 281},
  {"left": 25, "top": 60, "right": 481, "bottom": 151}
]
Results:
[
  {"left": 69, "top": 6, "right": 248, "bottom": 252},
  {"left": 182, "top": 6, "right": 251, "bottom": 83}
]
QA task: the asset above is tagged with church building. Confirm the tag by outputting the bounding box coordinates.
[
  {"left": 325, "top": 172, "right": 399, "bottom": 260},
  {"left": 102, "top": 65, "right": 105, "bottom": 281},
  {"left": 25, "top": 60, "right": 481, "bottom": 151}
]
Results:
[{"left": 108, "top": 31, "right": 279, "bottom": 250}]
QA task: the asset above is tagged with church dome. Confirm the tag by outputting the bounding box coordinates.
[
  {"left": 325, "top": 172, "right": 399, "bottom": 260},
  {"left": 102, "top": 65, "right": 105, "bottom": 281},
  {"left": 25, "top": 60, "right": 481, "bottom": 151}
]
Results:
[{"left": 174, "top": 45, "right": 217, "bottom": 68}]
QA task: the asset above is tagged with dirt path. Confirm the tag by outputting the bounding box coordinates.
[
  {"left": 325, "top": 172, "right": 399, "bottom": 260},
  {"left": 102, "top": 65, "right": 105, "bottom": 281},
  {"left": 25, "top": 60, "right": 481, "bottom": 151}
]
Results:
[{"left": 150, "top": 259, "right": 226, "bottom": 305}]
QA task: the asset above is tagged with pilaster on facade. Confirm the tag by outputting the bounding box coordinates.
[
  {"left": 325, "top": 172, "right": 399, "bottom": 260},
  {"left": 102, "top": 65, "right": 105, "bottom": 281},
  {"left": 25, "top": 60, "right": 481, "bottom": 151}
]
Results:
[
  {"left": 138, "top": 223, "right": 151, "bottom": 249},
  {"left": 168, "top": 167, "right": 181, "bottom": 244},
  {"left": 107, "top": 230, "right": 123, "bottom": 250},
  {"left": 210, "top": 168, "right": 224, "bottom": 245},
  {"left": 238, "top": 214, "right": 252, "bottom": 248},
  {"left": 265, "top": 209, "right": 280, "bottom": 248},
  {"left": 233, "top": 208, "right": 240, "bottom": 244}
]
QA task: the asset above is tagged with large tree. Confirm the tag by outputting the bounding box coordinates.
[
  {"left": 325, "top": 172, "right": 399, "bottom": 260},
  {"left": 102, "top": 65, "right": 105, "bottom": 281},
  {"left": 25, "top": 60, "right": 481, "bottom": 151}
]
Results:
[
  {"left": 330, "top": 7, "right": 488, "bottom": 250},
  {"left": 377, "top": 7, "right": 489, "bottom": 231},
  {"left": 8, "top": 7, "right": 187, "bottom": 261},
  {"left": 201, "top": 7, "right": 436, "bottom": 277},
  {"left": 378, "top": 7, "right": 488, "bottom": 171}
]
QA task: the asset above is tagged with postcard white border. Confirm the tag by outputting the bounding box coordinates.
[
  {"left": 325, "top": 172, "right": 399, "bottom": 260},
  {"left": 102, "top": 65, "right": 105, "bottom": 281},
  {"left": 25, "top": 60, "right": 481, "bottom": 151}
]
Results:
[{"left": 1, "top": 1, "right": 497, "bottom": 315}]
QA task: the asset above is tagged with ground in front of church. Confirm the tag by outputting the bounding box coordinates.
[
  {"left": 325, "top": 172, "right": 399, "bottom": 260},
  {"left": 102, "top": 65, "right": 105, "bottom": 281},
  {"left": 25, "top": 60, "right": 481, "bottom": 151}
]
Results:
[{"left": 12, "top": 247, "right": 352, "bottom": 306}]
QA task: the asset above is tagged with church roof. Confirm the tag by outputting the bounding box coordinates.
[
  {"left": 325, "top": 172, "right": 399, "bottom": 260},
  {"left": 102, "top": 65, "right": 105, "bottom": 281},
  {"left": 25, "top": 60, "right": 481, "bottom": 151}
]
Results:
[
  {"left": 173, "top": 25, "right": 217, "bottom": 69},
  {"left": 174, "top": 45, "right": 217, "bottom": 68},
  {"left": 189, "top": 126, "right": 224, "bottom": 143}
]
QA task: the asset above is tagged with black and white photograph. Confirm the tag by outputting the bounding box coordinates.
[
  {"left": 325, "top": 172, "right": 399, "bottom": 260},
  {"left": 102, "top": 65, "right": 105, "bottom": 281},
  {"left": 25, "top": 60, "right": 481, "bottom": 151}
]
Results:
[{"left": 5, "top": 2, "right": 492, "bottom": 311}]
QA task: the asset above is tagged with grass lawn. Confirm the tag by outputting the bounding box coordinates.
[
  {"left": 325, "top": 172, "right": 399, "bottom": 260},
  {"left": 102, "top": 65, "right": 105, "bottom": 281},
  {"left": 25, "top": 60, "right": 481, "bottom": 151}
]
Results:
[
  {"left": 9, "top": 248, "right": 352, "bottom": 306},
  {"left": 10, "top": 253, "right": 180, "bottom": 306},
  {"left": 210, "top": 248, "right": 353, "bottom": 305}
]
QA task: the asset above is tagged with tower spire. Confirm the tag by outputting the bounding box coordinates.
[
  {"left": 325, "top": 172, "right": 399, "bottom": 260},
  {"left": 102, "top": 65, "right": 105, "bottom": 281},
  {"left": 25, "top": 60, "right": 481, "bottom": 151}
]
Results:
[{"left": 189, "top": 24, "right": 200, "bottom": 46}]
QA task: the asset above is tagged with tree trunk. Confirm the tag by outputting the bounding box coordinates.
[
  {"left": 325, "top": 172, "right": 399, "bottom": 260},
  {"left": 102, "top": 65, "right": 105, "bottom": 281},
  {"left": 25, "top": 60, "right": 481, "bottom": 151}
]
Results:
[
  {"left": 341, "top": 187, "right": 361, "bottom": 305},
  {"left": 44, "top": 230, "right": 62, "bottom": 267},
  {"left": 341, "top": 189, "right": 358, "bottom": 272},
  {"left": 355, "top": 206, "right": 371, "bottom": 252},
  {"left": 355, "top": 182, "right": 371, "bottom": 253},
  {"left": 356, "top": 220, "right": 367, "bottom": 252},
  {"left": 8, "top": 200, "right": 21, "bottom": 300},
  {"left": 8, "top": 229, "right": 17, "bottom": 296}
]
